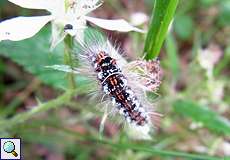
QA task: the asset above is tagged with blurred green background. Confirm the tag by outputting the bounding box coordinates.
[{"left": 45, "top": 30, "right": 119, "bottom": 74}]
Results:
[{"left": 0, "top": 0, "right": 229, "bottom": 159}]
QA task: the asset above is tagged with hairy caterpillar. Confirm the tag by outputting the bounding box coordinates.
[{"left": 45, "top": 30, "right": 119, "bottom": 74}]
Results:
[
  {"left": 89, "top": 50, "right": 148, "bottom": 126},
  {"left": 46, "top": 28, "right": 162, "bottom": 138},
  {"left": 73, "top": 30, "right": 162, "bottom": 139}
]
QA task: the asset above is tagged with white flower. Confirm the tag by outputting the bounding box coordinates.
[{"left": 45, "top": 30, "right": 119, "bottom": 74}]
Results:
[
  {"left": 198, "top": 44, "right": 222, "bottom": 77},
  {"left": 198, "top": 48, "right": 215, "bottom": 72},
  {"left": 0, "top": 0, "right": 145, "bottom": 49}
]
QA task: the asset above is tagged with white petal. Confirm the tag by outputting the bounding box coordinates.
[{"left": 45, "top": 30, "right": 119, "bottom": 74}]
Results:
[
  {"left": 0, "top": 15, "right": 53, "bottom": 41},
  {"left": 8, "top": 0, "right": 64, "bottom": 14},
  {"left": 48, "top": 0, "right": 65, "bottom": 16},
  {"left": 85, "top": 16, "right": 146, "bottom": 33},
  {"left": 75, "top": 0, "right": 102, "bottom": 17},
  {"left": 8, "top": 0, "right": 54, "bottom": 10}
]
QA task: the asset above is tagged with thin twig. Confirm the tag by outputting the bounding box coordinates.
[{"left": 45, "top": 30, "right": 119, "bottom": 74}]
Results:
[{"left": 0, "top": 90, "right": 76, "bottom": 131}]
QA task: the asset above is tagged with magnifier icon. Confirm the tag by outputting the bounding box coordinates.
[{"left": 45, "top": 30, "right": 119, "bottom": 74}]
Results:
[{"left": 3, "top": 141, "right": 18, "bottom": 157}]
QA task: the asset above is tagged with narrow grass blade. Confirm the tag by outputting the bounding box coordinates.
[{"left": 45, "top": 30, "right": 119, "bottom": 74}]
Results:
[
  {"left": 101, "top": 142, "right": 221, "bottom": 160},
  {"left": 18, "top": 121, "right": 222, "bottom": 160},
  {"left": 165, "top": 33, "right": 180, "bottom": 80},
  {"left": 214, "top": 46, "right": 230, "bottom": 76},
  {"left": 144, "top": 0, "right": 179, "bottom": 60},
  {"left": 173, "top": 99, "right": 230, "bottom": 135}
]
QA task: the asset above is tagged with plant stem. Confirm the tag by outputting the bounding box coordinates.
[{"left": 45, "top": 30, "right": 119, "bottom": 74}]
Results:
[
  {"left": 1, "top": 78, "right": 41, "bottom": 117},
  {"left": 38, "top": 124, "right": 221, "bottom": 160},
  {"left": 0, "top": 90, "right": 76, "bottom": 131},
  {"left": 98, "top": 141, "right": 221, "bottom": 160},
  {"left": 144, "top": 0, "right": 179, "bottom": 60},
  {"left": 64, "top": 35, "right": 76, "bottom": 89}
]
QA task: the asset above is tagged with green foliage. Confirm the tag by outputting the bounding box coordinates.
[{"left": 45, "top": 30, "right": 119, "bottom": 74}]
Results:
[
  {"left": 0, "top": 27, "right": 68, "bottom": 89},
  {"left": 0, "top": 0, "right": 229, "bottom": 159},
  {"left": 0, "top": 27, "right": 91, "bottom": 91},
  {"left": 16, "top": 118, "right": 222, "bottom": 160},
  {"left": 144, "top": 0, "right": 179, "bottom": 60},
  {"left": 218, "top": 0, "right": 230, "bottom": 26},
  {"left": 173, "top": 100, "right": 230, "bottom": 135},
  {"left": 174, "top": 15, "right": 194, "bottom": 40},
  {"left": 214, "top": 46, "right": 230, "bottom": 76},
  {"left": 100, "top": 140, "right": 221, "bottom": 160},
  {"left": 0, "top": 90, "right": 75, "bottom": 131},
  {"left": 165, "top": 33, "right": 180, "bottom": 80},
  {"left": 200, "top": 0, "right": 219, "bottom": 7}
]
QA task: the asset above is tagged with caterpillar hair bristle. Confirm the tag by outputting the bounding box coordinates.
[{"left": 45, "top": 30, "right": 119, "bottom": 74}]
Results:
[{"left": 74, "top": 28, "right": 162, "bottom": 139}]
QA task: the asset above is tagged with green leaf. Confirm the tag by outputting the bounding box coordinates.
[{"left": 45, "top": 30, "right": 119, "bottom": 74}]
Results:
[
  {"left": 0, "top": 27, "right": 68, "bottom": 89},
  {"left": 218, "top": 0, "right": 230, "bottom": 27},
  {"left": 144, "top": 0, "right": 179, "bottom": 60},
  {"left": 0, "top": 27, "right": 94, "bottom": 90},
  {"left": 200, "top": 0, "right": 219, "bottom": 7},
  {"left": 214, "top": 46, "right": 230, "bottom": 76},
  {"left": 165, "top": 33, "right": 180, "bottom": 80},
  {"left": 173, "top": 100, "right": 230, "bottom": 135},
  {"left": 174, "top": 15, "right": 194, "bottom": 40}
]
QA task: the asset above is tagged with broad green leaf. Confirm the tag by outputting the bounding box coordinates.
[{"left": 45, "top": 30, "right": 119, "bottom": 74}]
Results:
[
  {"left": 0, "top": 27, "right": 68, "bottom": 89},
  {"left": 173, "top": 100, "right": 230, "bottom": 135},
  {"left": 144, "top": 0, "right": 179, "bottom": 60},
  {"left": 0, "top": 27, "right": 93, "bottom": 90}
]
